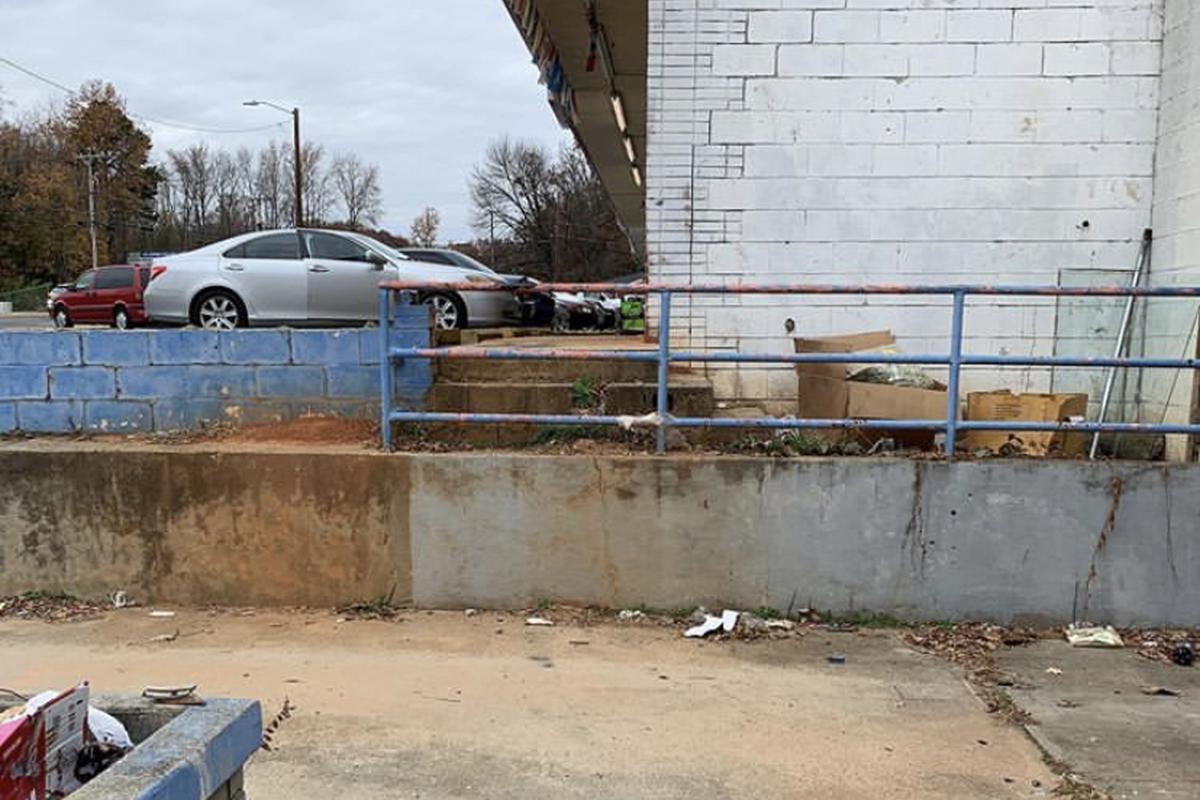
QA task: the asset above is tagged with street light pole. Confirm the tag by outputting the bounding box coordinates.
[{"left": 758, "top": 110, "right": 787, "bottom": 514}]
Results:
[
  {"left": 291, "top": 107, "right": 302, "bottom": 227},
  {"left": 244, "top": 100, "right": 303, "bottom": 227}
]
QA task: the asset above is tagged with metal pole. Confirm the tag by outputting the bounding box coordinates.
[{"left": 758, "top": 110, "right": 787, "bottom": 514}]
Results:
[
  {"left": 80, "top": 155, "right": 98, "bottom": 270},
  {"left": 945, "top": 290, "right": 966, "bottom": 460},
  {"left": 1090, "top": 229, "right": 1153, "bottom": 459},
  {"left": 656, "top": 290, "right": 672, "bottom": 454},
  {"left": 292, "top": 108, "right": 303, "bottom": 227},
  {"left": 379, "top": 289, "right": 394, "bottom": 451}
]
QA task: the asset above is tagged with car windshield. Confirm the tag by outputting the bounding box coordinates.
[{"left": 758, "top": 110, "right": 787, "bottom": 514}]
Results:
[
  {"left": 441, "top": 251, "right": 499, "bottom": 276},
  {"left": 346, "top": 233, "right": 410, "bottom": 264}
]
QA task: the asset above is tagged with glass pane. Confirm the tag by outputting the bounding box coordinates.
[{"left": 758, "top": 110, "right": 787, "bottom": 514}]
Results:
[
  {"left": 242, "top": 234, "right": 300, "bottom": 260},
  {"left": 96, "top": 267, "right": 134, "bottom": 290},
  {"left": 307, "top": 233, "right": 369, "bottom": 262}
]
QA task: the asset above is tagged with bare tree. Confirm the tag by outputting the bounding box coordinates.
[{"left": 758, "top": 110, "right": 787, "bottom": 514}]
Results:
[
  {"left": 330, "top": 153, "right": 383, "bottom": 228},
  {"left": 469, "top": 137, "right": 632, "bottom": 281},
  {"left": 410, "top": 207, "right": 441, "bottom": 247},
  {"left": 167, "top": 143, "right": 215, "bottom": 246},
  {"left": 289, "top": 141, "right": 331, "bottom": 225},
  {"left": 255, "top": 141, "right": 289, "bottom": 228}
]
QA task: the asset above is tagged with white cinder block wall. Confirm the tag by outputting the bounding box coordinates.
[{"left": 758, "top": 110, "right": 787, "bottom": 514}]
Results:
[
  {"left": 646, "top": 0, "right": 1165, "bottom": 411},
  {"left": 1146, "top": 1, "right": 1200, "bottom": 458}
]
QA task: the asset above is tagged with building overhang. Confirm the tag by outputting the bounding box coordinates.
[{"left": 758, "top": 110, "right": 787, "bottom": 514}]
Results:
[{"left": 500, "top": 0, "right": 647, "bottom": 259}]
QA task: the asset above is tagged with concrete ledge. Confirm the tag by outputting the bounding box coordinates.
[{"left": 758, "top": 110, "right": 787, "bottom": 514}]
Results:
[
  {"left": 72, "top": 697, "right": 261, "bottom": 800},
  {"left": 1, "top": 443, "right": 1197, "bottom": 625}
]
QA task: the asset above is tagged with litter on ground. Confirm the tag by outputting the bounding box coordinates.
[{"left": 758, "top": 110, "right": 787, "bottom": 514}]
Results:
[{"left": 1065, "top": 624, "right": 1124, "bottom": 648}]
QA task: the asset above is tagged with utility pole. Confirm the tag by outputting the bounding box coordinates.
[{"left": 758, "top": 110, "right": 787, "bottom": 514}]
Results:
[
  {"left": 489, "top": 211, "right": 496, "bottom": 265},
  {"left": 78, "top": 153, "right": 105, "bottom": 270},
  {"left": 244, "top": 100, "right": 303, "bottom": 227},
  {"left": 291, "top": 107, "right": 303, "bottom": 227}
]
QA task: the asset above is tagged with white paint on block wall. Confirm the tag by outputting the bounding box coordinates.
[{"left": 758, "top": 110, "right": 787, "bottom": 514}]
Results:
[
  {"left": 1147, "top": 0, "right": 1200, "bottom": 458},
  {"left": 647, "top": 0, "right": 1167, "bottom": 414}
]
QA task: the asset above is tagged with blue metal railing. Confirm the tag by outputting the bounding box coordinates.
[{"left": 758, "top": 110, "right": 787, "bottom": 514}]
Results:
[{"left": 378, "top": 281, "right": 1200, "bottom": 459}]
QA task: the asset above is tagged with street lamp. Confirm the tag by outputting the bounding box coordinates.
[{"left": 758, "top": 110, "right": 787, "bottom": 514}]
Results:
[{"left": 244, "top": 100, "right": 303, "bottom": 227}]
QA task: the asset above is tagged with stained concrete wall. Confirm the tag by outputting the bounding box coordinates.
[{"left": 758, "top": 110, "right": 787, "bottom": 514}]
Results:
[
  {"left": 1, "top": 444, "right": 1196, "bottom": 625},
  {"left": 0, "top": 446, "right": 413, "bottom": 607}
]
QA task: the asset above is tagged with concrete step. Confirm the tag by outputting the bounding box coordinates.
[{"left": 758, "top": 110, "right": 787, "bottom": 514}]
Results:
[
  {"left": 428, "top": 376, "right": 715, "bottom": 417},
  {"left": 432, "top": 334, "right": 659, "bottom": 384},
  {"left": 436, "top": 360, "right": 659, "bottom": 383}
]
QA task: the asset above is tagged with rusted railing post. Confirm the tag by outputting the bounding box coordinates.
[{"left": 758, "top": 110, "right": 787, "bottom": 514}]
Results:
[
  {"left": 944, "top": 290, "right": 966, "bottom": 461},
  {"left": 379, "top": 287, "right": 394, "bottom": 452},
  {"left": 656, "top": 290, "right": 672, "bottom": 454}
]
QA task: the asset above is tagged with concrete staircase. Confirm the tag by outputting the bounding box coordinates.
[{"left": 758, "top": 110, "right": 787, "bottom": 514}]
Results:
[{"left": 410, "top": 334, "right": 716, "bottom": 446}]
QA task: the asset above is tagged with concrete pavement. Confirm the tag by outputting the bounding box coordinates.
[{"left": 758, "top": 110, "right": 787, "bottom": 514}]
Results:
[
  {"left": 0, "top": 312, "right": 51, "bottom": 329},
  {"left": 1, "top": 609, "right": 1055, "bottom": 799},
  {"left": 998, "top": 640, "right": 1200, "bottom": 799}
]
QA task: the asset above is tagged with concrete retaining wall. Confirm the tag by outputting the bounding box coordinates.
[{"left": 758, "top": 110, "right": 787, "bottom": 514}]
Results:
[
  {"left": 1, "top": 444, "right": 1196, "bottom": 625},
  {"left": 0, "top": 310, "right": 429, "bottom": 433}
]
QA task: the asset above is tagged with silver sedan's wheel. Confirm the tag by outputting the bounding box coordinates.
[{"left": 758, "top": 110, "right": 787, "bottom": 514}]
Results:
[
  {"left": 197, "top": 294, "right": 241, "bottom": 330},
  {"left": 426, "top": 294, "right": 464, "bottom": 330}
]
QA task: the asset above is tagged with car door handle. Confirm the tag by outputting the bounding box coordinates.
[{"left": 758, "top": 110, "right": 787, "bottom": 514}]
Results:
[
  {"left": 225, "top": 263, "right": 245, "bottom": 272},
  {"left": 309, "top": 265, "right": 331, "bottom": 273}
]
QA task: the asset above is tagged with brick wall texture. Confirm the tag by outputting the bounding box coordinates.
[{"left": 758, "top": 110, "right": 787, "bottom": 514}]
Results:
[
  {"left": 647, "top": 0, "right": 1173, "bottom": 408},
  {"left": 0, "top": 309, "right": 429, "bottom": 433}
]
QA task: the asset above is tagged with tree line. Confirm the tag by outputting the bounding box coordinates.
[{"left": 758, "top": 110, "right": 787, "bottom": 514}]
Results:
[
  {"left": 0, "top": 81, "right": 637, "bottom": 291},
  {"left": 0, "top": 81, "right": 385, "bottom": 289}
]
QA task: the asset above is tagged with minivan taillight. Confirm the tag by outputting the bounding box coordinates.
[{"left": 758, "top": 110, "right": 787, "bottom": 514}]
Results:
[{"left": 149, "top": 265, "right": 168, "bottom": 281}]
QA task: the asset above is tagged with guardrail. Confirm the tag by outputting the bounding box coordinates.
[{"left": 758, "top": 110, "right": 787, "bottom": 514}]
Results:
[
  {"left": 0, "top": 282, "right": 52, "bottom": 312},
  {"left": 378, "top": 281, "right": 1200, "bottom": 459}
]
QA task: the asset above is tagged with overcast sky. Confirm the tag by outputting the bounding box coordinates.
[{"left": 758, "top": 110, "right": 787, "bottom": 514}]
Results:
[{"left": 0, "top": 0, "right": 567, "bottom": 242}]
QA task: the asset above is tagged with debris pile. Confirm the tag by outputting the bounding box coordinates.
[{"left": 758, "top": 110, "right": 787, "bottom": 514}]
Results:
[
  {"left": 905, "top": 623, "right": 1038, "bottom": 680},
  {"left": 1122, "top": 629, "right": 1197, "bottom": 666},
  {"left": 905, "top": 623, "right": 1040, "bottom": 723},
  {"left": 0, "top": 593, "right": 107, "bottom": 623}
]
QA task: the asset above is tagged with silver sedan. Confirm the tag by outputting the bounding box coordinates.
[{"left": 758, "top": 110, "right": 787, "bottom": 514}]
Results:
[{"left": 143, "top": 229, "right": 522, "bottom": 330}]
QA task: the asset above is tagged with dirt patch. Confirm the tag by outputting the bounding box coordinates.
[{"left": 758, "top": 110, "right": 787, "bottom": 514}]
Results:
[{"left": 230, "top": 415, "right": 378, "bottom": 446}]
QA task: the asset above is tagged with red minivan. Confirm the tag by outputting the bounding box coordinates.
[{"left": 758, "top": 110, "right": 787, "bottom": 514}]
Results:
[{"left": 48, "top": 265, "right": 154, "bottom": 330}]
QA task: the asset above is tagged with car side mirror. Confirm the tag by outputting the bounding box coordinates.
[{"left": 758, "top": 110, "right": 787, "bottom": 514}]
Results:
[{"left": 365, "top": 251, "right": 388, "bottom": 269}]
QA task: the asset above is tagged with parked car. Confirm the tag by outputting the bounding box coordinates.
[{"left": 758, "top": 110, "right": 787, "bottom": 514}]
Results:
[
  {"left": 144, "top": 229, "right": 530, "bottom": 331},
  {"left": 47, "top": 265, "right": 153, "bottom": 329},
  {"left": 399, "top": 248, "right": 555, "bottom": 325}
]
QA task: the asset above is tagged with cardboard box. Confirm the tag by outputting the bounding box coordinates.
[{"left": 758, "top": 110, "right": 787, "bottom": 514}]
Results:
[
  {"left": 0, "top": 712, "right": 44, "bottom": 800},
  {"left": 794, "top": 331, "right": 948, "bottom": 448},
  {"left": 964, "top": 391, "right": 1089, "bottom": 456}
]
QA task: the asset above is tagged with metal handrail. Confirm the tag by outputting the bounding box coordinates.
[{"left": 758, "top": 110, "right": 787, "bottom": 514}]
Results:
[{"left": 378, "top": 282, "right": 1200, "bottom": 459}]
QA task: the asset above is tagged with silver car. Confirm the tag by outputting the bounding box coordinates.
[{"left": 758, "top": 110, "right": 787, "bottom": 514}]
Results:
[{"left": 143, "top": 229, "right": 522, "bottom": 330}]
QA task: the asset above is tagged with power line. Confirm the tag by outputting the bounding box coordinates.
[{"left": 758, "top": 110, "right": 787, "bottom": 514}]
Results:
[
  {"left": 0, "top": 54, "right": 287, "bottom": 135},
  {"left": 0, "top": 56, "right": 75, "bottom": 94}
]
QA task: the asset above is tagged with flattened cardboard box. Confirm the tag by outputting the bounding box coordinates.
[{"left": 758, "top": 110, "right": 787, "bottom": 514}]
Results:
[
  {"left": 964, "top": 391, "right": 1089, "bottom": 456},
  {"left": 794, "top": 331, "right": 946, "bottom": 448}
]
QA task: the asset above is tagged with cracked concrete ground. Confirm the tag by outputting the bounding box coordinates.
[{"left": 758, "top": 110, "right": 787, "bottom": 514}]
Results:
[
  {"left": 0, "top": 609, "right": 1055, "bottom": 799},
  {"left": 997, "top": 640, "right": 1200, "bottom": 800}
]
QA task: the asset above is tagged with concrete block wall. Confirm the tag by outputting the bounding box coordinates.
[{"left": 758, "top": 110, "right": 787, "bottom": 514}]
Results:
[
  {"left": 1145, "top": 1, "right": 1200, "bottom": 458},
  {"left": 647, "top": 0, "right": 1165, "bottom": 409},
  {"left": 0, "top": 314, "right": 429, "bottom": 434}
]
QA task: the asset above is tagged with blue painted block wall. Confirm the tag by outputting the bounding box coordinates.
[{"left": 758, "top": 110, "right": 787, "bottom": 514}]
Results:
[{"left": 0, "top": 306, "right": 429, "bottom": 434}]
